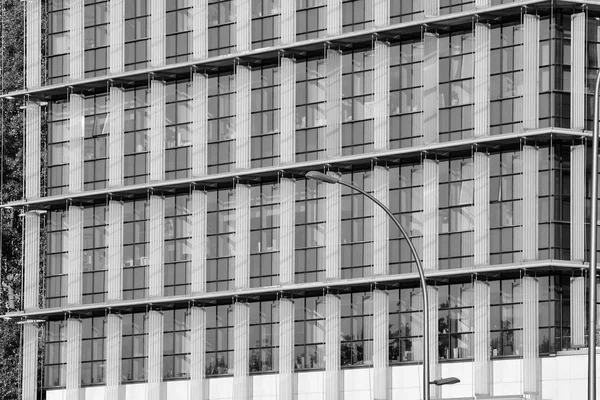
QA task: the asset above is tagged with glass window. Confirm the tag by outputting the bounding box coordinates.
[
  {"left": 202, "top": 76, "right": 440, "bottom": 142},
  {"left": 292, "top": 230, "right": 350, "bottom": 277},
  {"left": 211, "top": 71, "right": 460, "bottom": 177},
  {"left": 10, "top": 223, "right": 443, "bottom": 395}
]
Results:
[
  {"left": 251, "top": 65, "right": 280, "bottom": 168},
  {"left": 122, "top": 312, "right": 148, "bottom": 382},
  {"left": 296, "top": 0, "right": 326, "bottom": 41},
  {"left": 164, "top": 194, "right": 191, "bottom": 296},
  {"left": 207, "top": 188, "right": 235, "bottom": 292},
  {"left": 341, "top": 291, "right": 373, "bottom": 366},
  {"left": 123, "top": 87, "right": 149, "bottom": 185},
  {"left": 207, "top": 73, "right": 235, "bottom": 174},
  {"left": 44, "top": 320, "right": 67, "bottom": 388},
  {"left": 84, "top": 1, "right": 109, "bottom": 78},
  {"left": 251, "top": 0, "right": 280, "bottom": 49},
  {"left": 250, "top": 183, "right": 280, "bottom": 287},
  {"left": 46, "top": 210, "right": 68, "bottom": 308},
  {"left": 47, "top": 101, "right": 70, "bottom": 196},
  {"left": 342, "top": 0, "right": 372, "bottom": 33},
  {"left": 208, "top": 0, "right": 235, "bottom": 57},
  {"left": 84, "top": 94, "right": 109, "bottom": 191},
  {"left": 295, "top": 57, "right": 326, "bottom": 162},
  {"left": 206, "top": 305, "right": 233, "bottom": 375},
  {"left": 249, "top": 301, "right": 279, "bottom": 373},
  {"left": 294, "top": 296, "right": 325, "bottom": 370},
  {"left": 163, "top": 309, "right": 190, "bottom": 379},
  {"left": 123, "top": 199, "right": 149, "bottom": 299},
  {"left": 165, "top": 79, "right": 193, "bottom": 180},
  {"left": 81, "top": 317, "right": 106, "bottom": 385},
  {"left": 82, "top": 204, "right": 107, "bottom": 304},
  {"left": 124, "top": 0, "right": 150, "bottom": 71}
]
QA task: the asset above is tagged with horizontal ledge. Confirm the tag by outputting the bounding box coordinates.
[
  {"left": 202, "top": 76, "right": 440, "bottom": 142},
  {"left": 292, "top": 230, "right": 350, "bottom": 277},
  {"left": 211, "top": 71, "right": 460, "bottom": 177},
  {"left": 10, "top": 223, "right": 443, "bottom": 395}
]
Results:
[
  {"left": 2, "top": 0, "right": 549, "bottom": 101},
  {"left": 4, "top": 259, "right": 586, "bottom": 321},
  {"left": 2, "top": 127, "right": 589, "bottom": 210}
]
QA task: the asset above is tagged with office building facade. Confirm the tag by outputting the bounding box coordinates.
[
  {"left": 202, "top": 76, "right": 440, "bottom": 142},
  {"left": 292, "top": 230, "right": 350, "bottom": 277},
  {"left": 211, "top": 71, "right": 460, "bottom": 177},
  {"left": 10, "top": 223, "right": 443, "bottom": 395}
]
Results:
[{"left": 6, "top": 0, "right": 600, "bottom": 399}]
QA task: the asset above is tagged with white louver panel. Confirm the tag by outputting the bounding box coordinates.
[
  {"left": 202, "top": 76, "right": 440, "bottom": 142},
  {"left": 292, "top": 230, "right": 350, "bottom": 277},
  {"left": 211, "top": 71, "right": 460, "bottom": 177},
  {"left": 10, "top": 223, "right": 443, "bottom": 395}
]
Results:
[
  {"left": 522, "top": 277, "right": 539, "bottom": 395},
  {"left": 373, "top": 0, "right": 389, "bottom": 27},
  {"left": 279, "top": 178, "right": 295, "bottom": 285},
  {"left": 474, "top": 280, "right": 491, "bottom": 395},
  {"left": 22, "top": 323, "right": 39, "bottom": 400},
  {"left": 233, "top": 302, "right": 250, "bottom": 400},
  {"left": 279, "top": 298, "right": 294, "bottom": 400},
  {"left": 236, "top": 0, "right": 251, "bottom": 52},
  {"left": 148, "top": 311, "right": 164, "bottom": 400},
  {"left": 109, "top": 0, "right": 124, "bottom": 74},
  {"left": 325, "top": 294, "right": 341, "bottom": 400},
  {"left": 475, "top": 0, "right": 490, "bottom": 7},
  {"left": 422, "top": 33, "right": 439, "bottom": 144},
  {"left": 570, "top": 277, "right": 585, "bottom": 347},
  {"left": 474, "top": 152, "right": 490, "bottom": 266},
  {"left": 107, "top": 201, "right": 124, "bottom": 301},
  {"left": 522, "top": 146, "right": 539, "bottom": 261},
  {"left": 523, "top": 15, "right": 540, "bottom": 130},
  {"left": 25, "top": 102, "right": 41, "bottom": 199},
  {"left": 26, "top": 0, "right": 41, "bottom": 88},
  {"left": 373, "top": 166, "right": 389, "bottom": 275},
  {"left": 192, "top": 73, "right": 208, "bottom": 177},
  {"left": 422, "top": 159, "right": 439, "bottom": 270},
  {"left": 236, "top": 66, "right": 251, "bottom": 170},
  {"left": 69, "top": 94, "right": 85, "bottom": 193},
  {"left": 372, "top": 289, "right": 389, "bottom": 400},
  {"left": 235, "top": 184, "right": 251, "bottom": 289},
  {"left": 150, "top": 80, "right": 166, "bottom": 181},
  {"left": 192, "top": 0, "right": 208, "bottom": 59},
  {"left": 327, "top": 0, "right": 342, "bottom": 36},
  {"left": 424, "top": 0, "right": 439, "bottom": 17},
  {"left": 150, "top": 0, "right": 165, "bottom": 67},
  {"left": 326, "top": 172, "right": 341, "bottom": 280},
  {"left": 326, "top": 50, "right": 342, "bottom": 158},
  {"left": 191, "top": 190, "right": 207, "bottom": 294},
  {"left": 24, "top": 213, "right": 40, "bottom": 311},
  {"left": 571, "top": 145, "right": 585, "bottom": 261},
  {"left": 189, "top": 307, "right": 206, "bottom": 399},
  {"left": 149, "top": 196, "right": 165, "bottom": 298},
  {"left": 474, "top": 23, "right": 490, "bottom": 137},
  {"left": 70, "top": 0, "right": 84, "bottom": 81},
  {"left": 373, "top": 41, "right": 390, "bottom": 151},
  {"left": 280, "top": 0, "right": 296, "bottom": 44},
  {"left": 67, "top": 206, "right": 84, "bottom": 305},
  {"left": 105, "top": 314, "right": 122, "bottom": 400},
  {"left": 280, "top": 57, "right": 296, "bottom": 164},
  {"left": 66, "top": 319, "right": 82, "bottom": 400},
  {"left": 571, "top": 13, "right": 585, "bottom": 130},
  {"left": 108, "top": 87, "right": 124, "bottom": 187}
]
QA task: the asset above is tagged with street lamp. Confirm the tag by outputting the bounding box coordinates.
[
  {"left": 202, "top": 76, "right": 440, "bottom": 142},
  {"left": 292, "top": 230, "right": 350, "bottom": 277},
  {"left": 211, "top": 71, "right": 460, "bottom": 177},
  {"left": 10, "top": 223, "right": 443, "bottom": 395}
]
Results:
[{"left": 306, "top": 170, "right": 459, "bottom": 399}]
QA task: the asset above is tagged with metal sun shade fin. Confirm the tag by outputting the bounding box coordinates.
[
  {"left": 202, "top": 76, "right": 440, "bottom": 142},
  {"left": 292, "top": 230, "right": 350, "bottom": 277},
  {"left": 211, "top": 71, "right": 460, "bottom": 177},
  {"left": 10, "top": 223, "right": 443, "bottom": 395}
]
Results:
[
  {"left": 474, "top": 280, "right": 491, "bottom": 395},
  {"left": 67, "top": 205, "right": 84, "bottom": 305},
  {"left": 109, "top": 0, "right": 125, "bottom": 74},
  {"left": 522, "top": 145, "right": 539, "bottom": 261},
  {"left": 149, "top": 195, "right": 165, "bottom": 298},
  {"left": 147, "top": 310, "right": 164, "bottom": 400},
  {"left": 373, "top": 0, "right": 390, "bottom": 28},
  {"left": 26, "top": 0, "right": 41, "bottom": 88},
  {"left": 422, "top": 159, "right": 439, "bottom": 270},
  {"left": 475, "top": 0, "right": 490, "bottom": 7},
  {"left": 150, "top": 80, "right": 166, "bottom": 182},
  {"left": 523, "top": 14, "right": 540, "bottom": 130},
  {"left": 236, "top": 66, "right": 251, "bottom": 170},
  {"left": 24, "top": 212, "right": 40, "bottom": 311},
  {"left": 22, "top": 324, "right": 39, "bottom": 400},
  {"left": 108, "top": 87, "right": 125, "bottom": 187},
  {"left": 325, "top": 172, "right": 341, "bottom": 280},
  {"left": 373, "top": 165, "right": 389, "bottom": 275},
  {"left": 280, "top": 0, "right": 296, "bottom": 45},
  {"left": 191, "top": 190, "right": 207, "bottom": 294},
  {"left": 233, "top": 302, "right": 250, "bottom": 400},
  {"left": 373, "top": 41, "right": 390, "bottom": 151},
  {"left": 279, "top": 298, "right": 295, "bottom": 400},
  {"left": 25, "top": 102, "right": 41, "bottom": 199},
  {"left": 474, "top": 152, "right": 490, "bottom": 266},
  {"left": 280, "top": 57, "right": 297, "bottom": 164},
  {"left": 150, "top": 0, "right": 166, "bottom": 67},
  {"left": 424, "top": 0, "right": 439, "bottom": 17},
  {"left": 192, "top": 73, "right": 208, "bottom": 177},
  {"left": 372, "top": 289, "right": 389, "bottom": 399},
  {"left": 107, "top": 200, "right": 124, "bottom": 301},
  {"left": 189, "top": 306, "right": 206, "bottom": 399},
  {"left": 571, "top": 145, "right": 585, "bottom": 261},
  {"left": 522, "top": 277, "right": 539, "bottom": 394},
  {"left": 69, "top": 94, "right": 85, "bottom": 194},
  {"left": 235, "top": 184, "right": 251, "bottom": 290},
  {"left": 327, "top": 0, "right": 342, "bottom": 36},
  {"left": 474, "top": 23, "right": 490, "bottom": 137},
  {"left": 236, "top": 0, "right": 251, "bottom": 53},
  {"left": 105, "top": 314, "right": 123, "bottom": 400},
  {"left": 326, "top": 49, "right": 342, "bottom": 158},
  {"left": 279, "top": 178, "right": 296, "bottom": 285},
  {"left": 570, "top": 276, "right": 585, "bottom": 347},
  {"left": 66, "top": 318, "right": 82, "bottom": 400},
  {"left": 571, "top": 13, "right": 585, "bottom": 130},
  {"left": 192, "top": 0, "right": 208, "bottom": 59},
  {"left": 422, "top": 32, "right": 439, "bottom": 145},
  {"left": 325, "top": 294, "right": 341, "bottom": 400},
  {"left": 70, "top": 0, "right": 84, "bottom": 81}
]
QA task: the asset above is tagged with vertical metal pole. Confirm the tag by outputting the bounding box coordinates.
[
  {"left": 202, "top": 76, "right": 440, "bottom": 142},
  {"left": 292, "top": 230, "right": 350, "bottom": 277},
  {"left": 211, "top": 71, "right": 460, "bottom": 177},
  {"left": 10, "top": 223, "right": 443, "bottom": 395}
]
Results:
[{"left": 589, "top": 70, "right": 600, "bottom": 400}]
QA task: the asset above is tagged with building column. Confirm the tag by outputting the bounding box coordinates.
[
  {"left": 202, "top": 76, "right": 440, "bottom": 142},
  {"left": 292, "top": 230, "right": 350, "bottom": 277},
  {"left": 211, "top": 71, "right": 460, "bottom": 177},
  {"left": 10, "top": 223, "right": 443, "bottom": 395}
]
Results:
[
  {"left": 571, "top": 144, "right": 585, "bottom": 261},
  {"left": 474, "top": 23, "right": 490, "bottom": 138},
  {"left": 422, "top": 33, "right": 439, "bottom": 145},
  {"left": 189, "top": 306, "right": 206, "bottom": 399},
  {"left": 280, "top": 0, "right": 296, "bottom": 45},
  {"left": 327, "top": 0, "right": 342, "bottom": 36},
  {"left": 235, "top": 184, "right": 251, "bottom": 290},
  {"left": 150, "top": 0, "right": 165, "bottom": 67},
  {"left": 325, "top": 294, "right": 341, "bottom": 400},
  {"left": 372, "top": 289, "right": 389, "bottom": 399},
  {"left": 523, "top": 14, "right": 540, "bottom": 130},
  {"left": 422, "top": 159, "right": 439, "bottom": 271},
  {"left": 571, "top": 277, "right": 585, "bottom": 347},
  {"left": 279, "top": 298, "right": 295, "bottom": 400},
  {"left": 149, "top": 80, "right": 166, "bottom": 182},
  {"left": 474, "top": 280, "right": 491, "bottom": 395},
  {"left": 236, "top": 66, "right": 251, "bottom": 170},
  {"left": 326, "top": 49, "right": 342, "bottom": 158},
  {"left": 108, "top": 87, "right": 124, "bottom": 188},
  {"left": 373, "top": 0, "right": 389, "bottom": 27},
  {"left": 571, "top": 13, "right": 586, "bottom": 130},
  {"left": 279, "top": 178, "right": 295, "bottom": 285},
  {"left": 192, "top": 0, "right": 208, "bottom": 60},
  {"left": 70, "top": 0, "right": 84, "bottom": 80},
  {"left": 22, "top": 323, "right": 39, "bottom": 400},
  {"left": 25, "top": 102, "right": 41, "bottom": 199},
  {"left": 325, "top": 172, "right": 341, "bottom": 280},
  {"left": 67, "top": 205, "right": 83, "bottom": 305},
  {"left": 105, "top": 314, "right": 123, "bottom": 400},
  {"left": 474, "top": 152, "right": 490, "bottom": 266},
  {"left": 69, "top": 94, "right": 84, "bottom": 194},
  {"left": 148, "top": 310, "right": 164, "bottom": 400},
  {"left": 233, "top": 302, "right": 250, "bottom": 400},
  {"left": 373, "top": 41, "right": 390, "bottom": 151},
  {"left": 148, "top": 196, "right": 165, "bottom": 298},
  {"left": 107, "top": 200, "right": 124, "bottom": 302},
  {"left": 26, "top": 0, "right": 41, "bottom": 88},
  {"left": 23, "top": 212, "right": 40, "bottom": 311},
  {"left": 373, "top": 165, "right": 389, "bottom": 276},
  {"left": 192, "top": 73, "right": 208, "bottom": 177},
  {"left": 236, "top": 0, "right": 251, "bottom": 52},
  {"left": 424, "top": 0, "right": 439, "bottom": 17},
  {"left": 522, "top": 145, "right": 539, "bottom": 261},
  {"left": 522, "top": 277, "right": 539, "bottom": 395},
  {"left": 191, "top": 190, "right": 207, "bottom": 294},
  {"left": 280, "top": 57, "right": 296, "bottom": 164},
  {"left": 109, "top": 0, "right": 124, "bottom": 74},
  {"left": 66, "top": 318, "right": 82, "bottom": 400}
]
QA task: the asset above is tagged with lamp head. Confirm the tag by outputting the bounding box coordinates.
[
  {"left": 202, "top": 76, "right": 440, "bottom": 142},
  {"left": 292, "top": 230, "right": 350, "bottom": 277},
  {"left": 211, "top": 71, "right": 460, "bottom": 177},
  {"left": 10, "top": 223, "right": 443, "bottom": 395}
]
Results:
[
  {"left": 305, "top": 171, "right": 340, "bottom": 184},
  {"left": 431, "top": 377, "right": 460, "bottom": 386}
]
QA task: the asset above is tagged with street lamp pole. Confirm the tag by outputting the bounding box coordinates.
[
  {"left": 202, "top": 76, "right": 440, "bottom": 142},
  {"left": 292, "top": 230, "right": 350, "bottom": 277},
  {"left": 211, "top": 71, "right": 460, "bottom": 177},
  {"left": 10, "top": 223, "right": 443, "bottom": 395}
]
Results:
[
  {"left": 588, "top": 70, "right": 600, "bottom": 400},
  {"left": 305, "top": 171, "right": 432, "bottom": 400}
]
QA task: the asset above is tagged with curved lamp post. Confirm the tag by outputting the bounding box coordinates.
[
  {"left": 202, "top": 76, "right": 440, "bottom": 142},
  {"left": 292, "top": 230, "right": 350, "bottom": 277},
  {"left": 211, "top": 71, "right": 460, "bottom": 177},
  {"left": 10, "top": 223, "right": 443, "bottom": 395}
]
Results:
[{"left": 306, "top": 171, "right": 459, "bottom": 399}]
